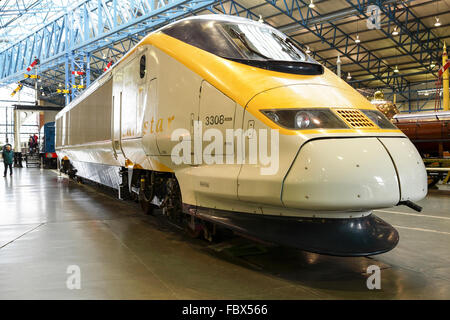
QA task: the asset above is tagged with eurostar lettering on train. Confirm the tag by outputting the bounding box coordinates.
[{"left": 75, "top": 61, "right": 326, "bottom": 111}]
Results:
[{"left": 55, "top": 14, "right": 428, "bottom": 256}]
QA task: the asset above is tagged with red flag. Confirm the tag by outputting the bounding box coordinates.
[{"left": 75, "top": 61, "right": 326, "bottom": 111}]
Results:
[
  {"left": 71, "top": 71, "right": 85, "bottom": 76},
  {"left": 103, "top": 60, "right": 113, "bottom": 72},
  {"left": 26, "top": 58, "right": 40, "bottom": 72}
]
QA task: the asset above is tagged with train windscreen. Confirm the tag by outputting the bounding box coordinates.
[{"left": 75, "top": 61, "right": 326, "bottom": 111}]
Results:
[{"left": 161, "top": 19, "right": 324, "bottom": 75}]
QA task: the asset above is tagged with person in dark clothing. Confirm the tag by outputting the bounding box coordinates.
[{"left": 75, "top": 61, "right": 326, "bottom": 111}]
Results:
[
  {"left": 33, "top": 134, "right": 38, "bottom": 148},
  {"left": 28, "top": 136, "right": 34, "bottom": 153},
  {"left": 2, "top": 144, "right": 14, "bottom": 177}
]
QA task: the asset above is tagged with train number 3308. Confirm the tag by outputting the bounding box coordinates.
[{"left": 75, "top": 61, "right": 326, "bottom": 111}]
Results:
[{"left": 205, "top": 114, "right": 225, "bottom": 126}]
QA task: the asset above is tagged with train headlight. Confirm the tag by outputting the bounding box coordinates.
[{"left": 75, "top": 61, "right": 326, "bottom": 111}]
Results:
[
  {"left": 261, "top": 108, "right": 348, "bottom": 130},
  {"left": 295, "top": 111, "right": 311, "bottom": 129},
  {"left": 264, "top": 111, "right": 280, "bottom": 123},
  {"left": 360, "top": 109, "right": 398, "bottom": 129}
]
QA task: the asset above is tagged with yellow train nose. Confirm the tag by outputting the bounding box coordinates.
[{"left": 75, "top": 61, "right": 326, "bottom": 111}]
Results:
[{"left": 282, "top": 137, "right": 427, "bottom": 211}]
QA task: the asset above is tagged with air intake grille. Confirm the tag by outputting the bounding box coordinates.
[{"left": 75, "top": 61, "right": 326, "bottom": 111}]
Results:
[{"left": 333, "top": 109, "right": 377, "bottom": 129}]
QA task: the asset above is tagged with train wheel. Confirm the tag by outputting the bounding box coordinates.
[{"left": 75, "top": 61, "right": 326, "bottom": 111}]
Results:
[
  {"left": 68, "top": 167, "right": 77, "bottom": 180},
  {"left": 184, "top": 218, "right": 223, "bottom": 242},
  {"left": 185, "top": 228, "right": 203, "bottom": 239},
  {"left": 61, "top": 159, "right": 71, "bottom": 174},
  {"left": 162, "top": 177, "right": 183, "bottom": 224},
  {"left": 428, "top": 173, "right": 443, "bottom": 188},
  {"left": 184, "top": 215, "right": 203, "bottom": 239},
  {"left": 139, "top": 172, "right": 157, "bottom": 215},
  {"left": 140, "top": 198, "right": 157, "bottom": 215}
]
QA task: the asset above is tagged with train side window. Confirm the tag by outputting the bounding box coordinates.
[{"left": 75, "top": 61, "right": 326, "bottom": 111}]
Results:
[{"left": 139, "top": 55, "right": 146, "bottom": 78}]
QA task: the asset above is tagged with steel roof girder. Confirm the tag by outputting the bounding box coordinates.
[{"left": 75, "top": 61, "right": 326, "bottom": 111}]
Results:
[
  {"left": 264, "top": 0, "right": 410, "bottom": 94},
  {"left": 384, "top": 1, "right": 439, "bottom": 63},
  {"left": 346, "top": 0, "right": 437, "bottom": 71}
]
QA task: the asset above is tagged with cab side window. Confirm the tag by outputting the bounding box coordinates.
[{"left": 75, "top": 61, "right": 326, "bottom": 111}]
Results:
[{"left": 139, "top": 55, "right": 146, "bottom": 79}]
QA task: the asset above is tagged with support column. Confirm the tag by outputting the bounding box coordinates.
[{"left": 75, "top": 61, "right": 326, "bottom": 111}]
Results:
[
  {"left": 443, "top": 43, "right": 449, "bottom": 111},
  {"left": 65, "top": 53, "right": 70, "bottom": 105},
  {"left": 86, "top": 52, "right": 91, "bottom": 88},
  {"left": 13, "top": 108, "right": 23, "bottom": 167},
  {"left": 70, "top": 57, "right": 76, "bottom": 101},
  {"left": 336, "top": 55, "right": 341, "bottom": 78},
  {"left": 408, "top": 85, "right": 411, "bottom": 113},
  {"left": 13, "top": 109, "right": 21, "bottom": 151}
]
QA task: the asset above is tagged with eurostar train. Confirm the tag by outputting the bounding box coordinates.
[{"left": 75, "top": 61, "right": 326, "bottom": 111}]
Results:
[{"left": 55, "top": 15, "right": 427, "bottom": 256}]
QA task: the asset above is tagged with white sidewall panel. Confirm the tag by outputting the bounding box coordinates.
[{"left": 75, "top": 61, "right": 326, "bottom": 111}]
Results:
[{"left": 379, "top": 137, "right": 428, "bottom": 202}]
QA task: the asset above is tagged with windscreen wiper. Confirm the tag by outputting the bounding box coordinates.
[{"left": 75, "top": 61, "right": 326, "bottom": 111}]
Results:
[
  {"left": 271, "top": 32, "right": 305, "bottom": 60},
  {"left": 230, "top": 28, "right": 271, "bottom": 60}
]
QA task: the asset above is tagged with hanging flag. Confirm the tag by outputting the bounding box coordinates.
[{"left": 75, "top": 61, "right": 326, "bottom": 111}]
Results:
[
  {"left": 10, "top": 83, "right": 23, "bottom": 97},
  {"left": 71, "top": 71, "right": 85, "bottom": 76},
  {"left": 26, "top": 58, "right": 40, "bottom": 72},
  {"left": 24, "top": 74, "right": 40, "bottom": 79},
  {"left": 57, "top": 88, "right": 70, "bottom": 94},
  {"left": 103, "top": 60, "right": 113, "bottom": 72}
]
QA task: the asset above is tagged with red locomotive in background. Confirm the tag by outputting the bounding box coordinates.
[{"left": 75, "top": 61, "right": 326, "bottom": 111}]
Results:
[
  {"left": 393, "top": 111, "right": 450, "bottom": 187},
  {"left": 370, "top": 89, "right": 450, "bottom": 187},
  {"left": 393, "top": 112, "right": 450, "bottom": 157}
]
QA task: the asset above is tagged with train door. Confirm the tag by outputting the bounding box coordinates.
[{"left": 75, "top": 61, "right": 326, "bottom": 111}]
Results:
[
  {"left": 140, "top": 47, "right": 161, "bottom": 158},
  {"left": 141, "top": 78, "right": 159, "bottom": 156},
  {"left": 154, "top": 53, "right": 200, "bottom": 157},
  {"left": 193, "top": 81, "right": 242, "bottom": 205},
  {"left": 119, "top": 50, "right": 151, "bottom": 168},
  {"left": 198, "top": 81, "right": 236, "bottom": 157},
  {"left": 61, "top": 112, "right": 67, "bottom": 146},
  {"left": 112, "top": 69, "right": 125, "bottom": 163},
  {"left": 236, "top": 109, "right": 283, "bottom": 209}
]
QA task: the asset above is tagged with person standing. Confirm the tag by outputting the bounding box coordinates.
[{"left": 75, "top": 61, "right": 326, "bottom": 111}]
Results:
[
  {"left": 2, "top": 144, "right": 14, "bottom": 177},
  {"left": 33, "top": 134, "right": 38, "bottom": 149},
  {"left": 28, "top": 136, "right": 34, "bottom": 154}
]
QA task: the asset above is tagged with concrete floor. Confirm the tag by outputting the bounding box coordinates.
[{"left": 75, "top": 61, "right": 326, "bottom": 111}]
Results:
[{"left": 1, "top": 168, "right": 450, "bottom": 299}]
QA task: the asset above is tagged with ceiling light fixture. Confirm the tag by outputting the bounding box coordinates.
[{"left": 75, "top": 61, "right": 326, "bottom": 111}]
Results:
[
  {"left": 418, "top": 88, "right": 438, "bottom": 96},
  {"left": 435, "top": 17, "right": 441, "bottom": 27},
  {"left": 392, "top": 27, "right": 399, "bottom": 36},
  {"left": 430, "top": 61, "right": 436, "bottom": 68},
  {"left": 305, "top": 46, "right": 311, "bottom": 54},
  {"left": 309, "top": 0, "right": 315, "bottom": 9},
  {"left": 355, "top": 34, "right": 361, "bottom": 44},
  {"left": 347, "top": 73, "right": 352, "bottom": 80},
  {"left": 394, "top": 65, "right": 399, "bottom": 73}
]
